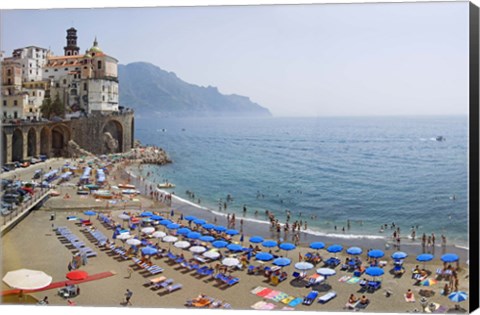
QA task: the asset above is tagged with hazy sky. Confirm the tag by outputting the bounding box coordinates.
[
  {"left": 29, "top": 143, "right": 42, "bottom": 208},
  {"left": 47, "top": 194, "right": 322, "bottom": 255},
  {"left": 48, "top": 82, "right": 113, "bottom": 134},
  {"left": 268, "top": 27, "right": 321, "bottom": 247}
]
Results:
[{"left": 0, "top": 1, "right": 470, "bottom": 117}]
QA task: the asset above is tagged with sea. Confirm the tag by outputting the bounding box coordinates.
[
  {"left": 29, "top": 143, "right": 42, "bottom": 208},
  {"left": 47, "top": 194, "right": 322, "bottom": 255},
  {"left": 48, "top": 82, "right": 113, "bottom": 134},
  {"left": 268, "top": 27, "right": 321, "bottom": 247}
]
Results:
[{"left": 133, "top": 116, "right": 469, "bottom": 248}]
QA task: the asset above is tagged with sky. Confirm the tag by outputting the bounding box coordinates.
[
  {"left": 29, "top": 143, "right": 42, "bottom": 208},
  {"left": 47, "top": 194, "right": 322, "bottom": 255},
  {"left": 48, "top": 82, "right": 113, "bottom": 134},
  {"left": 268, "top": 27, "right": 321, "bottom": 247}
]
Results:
[{"left": 0, "top": 0, "right": 471, "bottom": 117}]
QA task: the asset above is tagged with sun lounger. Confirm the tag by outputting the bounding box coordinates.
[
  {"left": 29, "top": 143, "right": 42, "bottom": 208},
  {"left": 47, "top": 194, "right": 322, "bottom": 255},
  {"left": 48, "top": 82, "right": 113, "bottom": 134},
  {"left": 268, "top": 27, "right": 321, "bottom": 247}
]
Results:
[
  {"left": 225, "top": 277, "right": 240, "bottom": 286},
  {"left": 306, "top": 274, "right": 325, "bottom": 287},
  {"left": 192, "top": 298, "right": 212, "bottom": 308},
  {"left": 146, "top": 276, "right": 166, "bottom": 286},
  {"left": 166, "top": 283, "right": 182, "bottom": 293},
  {"left": 324, "top": 257, "right": 341, "bottom": 268},
  {"left": 367, "top": 281, "right": 381, "bottom": 292},
  {"left": 303, "top": 291, "right": 319, "bottom": 305},
  {"left": 147, "top": 265, "right": 164, "bottom": 275},
  {"left": 157, "top": 278, "right": 174, "bottom": 289},
  {"left": 318, "top": 291, "right": 337, "bottom": 304},
  {"left": 356, "top": 301, "right": 370, "bottom": 309}
]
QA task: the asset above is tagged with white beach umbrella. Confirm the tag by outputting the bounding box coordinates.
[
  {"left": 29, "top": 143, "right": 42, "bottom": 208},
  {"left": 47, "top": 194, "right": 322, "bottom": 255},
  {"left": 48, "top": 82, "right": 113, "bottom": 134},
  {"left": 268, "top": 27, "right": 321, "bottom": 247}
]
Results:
[
  {"left": 189, "top": 246, "right": 207, "bottom": 254},
  {"left": 316, "top": 268, "right": 336, "bottom": 277},
  {"left": 203, "top": 251, "right": 221, "bottom": 260},
  {"left": 222, "top": 257, "right": 240, "bottom": 267},
  {"left": 141, "top": 227, "right": 155, "bottom": 234},
  {"left": 294, "top": 262, "right": 314, "bottom": 271},
  {"left": 162, "top": 235, "right": 178, "bottom": 243},
  {"left": 126, "top": 239, "right": 141, "bottom": 246},
  {"left": 116, "top": 233, "right": 133, "bottom": 241},
  {"left": 118, "top": 214, "right": 130, "bottom": 220},
  {"left": 174, "top": 241, "right": 191, "bottom": 249},
  {"left": 152, "top": 231, "right": 167, "bottom": 239},
  {"left": 3, "top": 269, "right": 53, "bottom": 290}
]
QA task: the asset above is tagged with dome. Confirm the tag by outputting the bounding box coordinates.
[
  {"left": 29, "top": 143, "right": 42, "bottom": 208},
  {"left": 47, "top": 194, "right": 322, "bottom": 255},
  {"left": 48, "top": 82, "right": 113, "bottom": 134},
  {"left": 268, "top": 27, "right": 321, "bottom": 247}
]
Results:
[
  {"left": 89, "top": 37, "right": 103, "bottom": 53},
  {"left": 84, "top": 52, "right": 92, "bottom": 59}
]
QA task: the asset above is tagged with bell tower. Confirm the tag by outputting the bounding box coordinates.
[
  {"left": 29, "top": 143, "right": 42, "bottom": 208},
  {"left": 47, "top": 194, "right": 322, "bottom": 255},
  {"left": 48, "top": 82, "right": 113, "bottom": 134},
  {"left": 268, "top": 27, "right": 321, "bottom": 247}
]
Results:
[{"left": 64, "top": 27, "right": 80, "bottom": 56}]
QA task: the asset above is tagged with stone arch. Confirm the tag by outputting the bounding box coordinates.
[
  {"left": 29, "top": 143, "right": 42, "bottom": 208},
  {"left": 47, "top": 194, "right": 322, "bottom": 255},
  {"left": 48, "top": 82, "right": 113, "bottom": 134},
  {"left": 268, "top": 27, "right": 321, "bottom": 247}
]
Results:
[
  {"left": 12, "top": 128, "right": 23, "bottom": 162},
  {"left": 2, "top": 132, "right": 7, "bottom": 165},
  {"left": 40, "top": 126, "right": 51, "bottom": 157},
  {"left": 102, "top": 119, "right": 123, "bottom": 153},
  {"left": 27, "top": 127, "right": 37, "bottom": 158},
  {"left": 51, "top": 124, "right": 71, "bottom": 157}
]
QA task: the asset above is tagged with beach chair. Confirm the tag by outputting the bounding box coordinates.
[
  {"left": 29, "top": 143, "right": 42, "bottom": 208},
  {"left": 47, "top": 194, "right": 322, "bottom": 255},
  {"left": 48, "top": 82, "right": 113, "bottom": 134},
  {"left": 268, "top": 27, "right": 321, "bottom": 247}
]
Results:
[
  {"left": 318, "top": 291, "right": 337, "bottom": 304},
  {"left": 292, "top": 271, "right": 306, "bottom": 280},
  {"left": 157, "top": 278, "right": 174, "bottom": 289},
  {"left": 166, "top": 283, "right": 183, "bottom": 293},
  {"left": 225, "top": 277, "right": 240, "bottom": 286},
  {"left": 302, "top": 290, "right": 319, "bottom": 305},
  {"left": 145, "top": 276, "right": 166, "bottom": 286},
  {"left": 147, "top": 265, "right": 164, "bottom": 275},
  {"left": 192, "top": 298, "right": 212, "bottom": 308},
  {"left": 356, "top": 301, "right": 370, "bottom": 310},
  {"left": 367, "top": 281, "right": 381, "bottom": 293},
  {"left": 306, "top": 274, "right": 325, "bottom": 288}
]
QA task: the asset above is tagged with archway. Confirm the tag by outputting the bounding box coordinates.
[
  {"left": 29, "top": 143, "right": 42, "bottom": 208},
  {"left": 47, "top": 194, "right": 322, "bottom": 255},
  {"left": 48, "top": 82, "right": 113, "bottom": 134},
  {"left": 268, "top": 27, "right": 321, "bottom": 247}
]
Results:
[
  {"left": 12, "top": 129, "right": 23, "bottom": 162},
  {"left": 51, "top": 124, "right": 71, "bottom": 157},
  {"left": 131, "top": 117, "right": 135, "bottom": 149},
  {"left": 103, "top": 119, "right": 123, "bottom": 153},
  {"left": 2, "top": 132, "right": 7, "bottom": 165},
  {"left": 27, "top": 127, "right": 37, "bottom": 158},
  {"left": 40, "top": 126, "right": 51, "bottom": 157}
]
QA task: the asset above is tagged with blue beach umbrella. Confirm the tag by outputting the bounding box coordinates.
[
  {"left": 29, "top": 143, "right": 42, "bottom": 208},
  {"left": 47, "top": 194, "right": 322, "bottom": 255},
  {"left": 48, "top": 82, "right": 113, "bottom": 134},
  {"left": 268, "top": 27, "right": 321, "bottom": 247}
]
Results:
[
  {"left": 227, "top": 244, "right": 243, "bottom": 252},
  {"left": 416, "top": 253, "right": 434, "bottom": 269},
  {"left": 160, "top": 219, "right": 173, "bottom": 226},
  {"left": 256, "top": 252, "right": 274, "bottom": 261},
  {"left": 185, "top": 216, "right": 197, "bottom": 221},
  {"left": 273, "top": 257, "right": 291, "bottom": 267},
  {"left": 279, "top": 243, "right": 296, "bottom": 251},
  {"left": 416, "top": 254, "right": 434, "bottom": 262},
  {"left": 177, "top": 228, "right": 191, "bottom": 235},
  {"left": 346, "top": 247, "right": 363, "bottom": 256},
  {"left": 391, "top": 252, "right": 408, "bottom": 260},
  {"left": 202, "top": 223, "right": 216, "bottom": 230},
  {"left": 262, "top": 240, "right": 278, "bottom": 248},
  {"left": 84, "top": 210, "right": 96, "bottom": 217},
  {"left": 441, "top": 253, "right": 459, "bottom": 263},
  {"left": 214, "top": 225, "right": 227, "bottom": 232},
  {"left": 167, "top": 223, "right": 180, "bottom": 230},
  {"left": 187, "top": 231, "right": 202, "bottom": 240},
  {"left": 368, "top": 249, "right": 385, "bottom": 259},
  {"left": 327, "top": 244, "right": 343, "bottom": 253},
  {"left": 151, "top": 215, "right": 163, "bottom": 221},
  {"left": 212, "top": 240, "right": 229, "bottom": 248},
  {"left": 199, "top": 235, "right": 215, "bottom": 242},
  {"left": 448, "top": 291, "right": 468, "bottom": 303},
  {"left": 226, "top": 229, "right": 240, "bottom": 236},
  {"left": 365, "top": 267, "right": 384, "bottom": 277},
  {"left": 310, "top": 242, "right": 325, "bottom": 250},
  {"left": 250, "top": 236, "right": 264, "bottom": 243},
  {"left": 140, "top": 211, "right": 153, "bottom": 217},
  {"left": 193, "top": 218, "right": 206, "bottom": 225},
  {"left": 141, "top": 246, "right": 158, "bottom": 256}
]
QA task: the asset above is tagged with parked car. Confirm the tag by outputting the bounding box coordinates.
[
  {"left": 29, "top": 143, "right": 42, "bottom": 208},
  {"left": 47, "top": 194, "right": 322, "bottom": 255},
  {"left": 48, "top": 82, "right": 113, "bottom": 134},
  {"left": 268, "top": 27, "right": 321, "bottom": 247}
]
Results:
[
  {"left": 4, "top": 163, "right": 17, "bottom": 171},
  {"left": 20, "top": 160, "right": 30, "bottom": 168},
  {"left": 0, "top": 208, "right": 11, "bottom": 216},
  {"left": 38, "top": 155, "right": 48, "bottom": 162},
  {"left": 2, "top": 194, "right": 20, "bottom": 205}
]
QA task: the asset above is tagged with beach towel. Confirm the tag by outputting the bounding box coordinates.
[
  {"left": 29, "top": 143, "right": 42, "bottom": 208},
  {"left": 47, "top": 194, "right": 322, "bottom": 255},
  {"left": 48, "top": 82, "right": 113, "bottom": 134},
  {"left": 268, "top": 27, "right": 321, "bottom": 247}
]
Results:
[
  {"left": 251, "top": 301, "right": 276, "bottom": 310},
  {"left": 404, "top": 294, "right": 416, "bottom": 303},
  {"left": 288, "top": 298, "right": 303, "bottom": 307},
  {"left": 265, "top": 290, "right": 281, "bottom": 299},
  {"left": 347, "top": 277, "right": 361, "bottom": 284},
  {"left": 338, "top": 275, "right": 351, "bottom": 282},
  {"left": 256, "top": 288, "right": 273, "bottom": 298},
  {"left": 251, "top": 286, "right": 266, "bottom": 295},
  {"left": 281, "top": 296, "right": 296, "bottom": 305},
  {"left": 281, "top": 307, "right": 295, "bottom": 311},
  {"left": 273, "top": 292, "right": 289, "bottom": 302}
]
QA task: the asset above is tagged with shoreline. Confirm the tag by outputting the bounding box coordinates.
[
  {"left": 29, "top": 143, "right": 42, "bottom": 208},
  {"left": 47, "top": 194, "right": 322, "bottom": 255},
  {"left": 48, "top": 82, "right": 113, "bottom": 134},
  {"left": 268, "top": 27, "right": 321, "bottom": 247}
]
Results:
[{"left": 125, "top": 167, "right": 470, "bottom": 262}]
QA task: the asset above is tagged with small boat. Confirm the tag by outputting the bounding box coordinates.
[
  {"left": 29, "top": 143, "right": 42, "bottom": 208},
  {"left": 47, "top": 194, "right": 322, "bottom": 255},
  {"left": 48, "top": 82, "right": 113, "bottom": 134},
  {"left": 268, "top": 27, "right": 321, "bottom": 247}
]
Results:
[
  {"left": 436, "top": 136, "right": 445, "bottom": 141},
  {"left": 158, "top": 182, "right": 176, "bottom": 189},
  {"left": 77, "top": 189, "right": 89, "bottom": 195},
  {"left": 118, "top": 183, "right": 136, "bottom": 189},
  {"left": 122, "top": 189, "right": 140, "bottom": 195},
  {"left": 94, "top": 190, "right": 113, "bottom": 199}
]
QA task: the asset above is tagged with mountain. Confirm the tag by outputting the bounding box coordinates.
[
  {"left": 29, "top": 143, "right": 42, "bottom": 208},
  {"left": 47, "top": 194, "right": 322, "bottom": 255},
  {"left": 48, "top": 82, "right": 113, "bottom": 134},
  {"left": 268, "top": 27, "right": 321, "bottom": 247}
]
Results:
[{"left": 118, "top": 62, "right": 272, "bottom": 117}]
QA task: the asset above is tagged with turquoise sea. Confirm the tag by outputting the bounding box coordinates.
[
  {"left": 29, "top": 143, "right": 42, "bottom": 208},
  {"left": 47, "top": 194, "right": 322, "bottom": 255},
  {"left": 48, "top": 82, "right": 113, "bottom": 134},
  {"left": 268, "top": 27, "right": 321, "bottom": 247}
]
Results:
[{"left": 134, "top": 116, "right": 468, "bottom": 248}]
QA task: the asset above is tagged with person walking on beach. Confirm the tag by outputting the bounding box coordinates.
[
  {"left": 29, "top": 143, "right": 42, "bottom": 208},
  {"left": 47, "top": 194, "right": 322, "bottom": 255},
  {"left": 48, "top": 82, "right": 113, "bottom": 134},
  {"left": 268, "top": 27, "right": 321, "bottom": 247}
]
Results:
[
  {"left": 124, "top": 289, "right": 133, "bottom": 306},
  {"left": 126, "top": 267, "right": 133, "bottom": 279}
]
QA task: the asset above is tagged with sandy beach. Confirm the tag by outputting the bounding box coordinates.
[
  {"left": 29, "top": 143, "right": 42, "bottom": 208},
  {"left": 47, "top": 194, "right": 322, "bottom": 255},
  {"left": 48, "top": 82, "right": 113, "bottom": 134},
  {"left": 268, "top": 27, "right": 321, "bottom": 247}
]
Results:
[{"left": 0, "top": 155, "right": 470, "bottom": 313}]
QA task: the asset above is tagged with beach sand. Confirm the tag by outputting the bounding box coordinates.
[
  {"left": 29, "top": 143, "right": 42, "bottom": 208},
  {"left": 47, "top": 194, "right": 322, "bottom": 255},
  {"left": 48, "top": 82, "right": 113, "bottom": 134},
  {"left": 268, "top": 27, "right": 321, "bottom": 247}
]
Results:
[{"left": 0, "top": 157, "right": 470, "bottom": 313}]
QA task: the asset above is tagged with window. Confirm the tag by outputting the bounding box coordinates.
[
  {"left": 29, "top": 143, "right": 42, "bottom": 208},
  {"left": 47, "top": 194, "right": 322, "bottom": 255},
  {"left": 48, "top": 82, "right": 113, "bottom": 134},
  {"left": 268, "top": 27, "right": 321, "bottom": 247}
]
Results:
[
  {"left": 102, "top": 95, "right": 105, "bottom": 102},
  {"left": 54, "top": 69, "right": 58, "bottom": 72},
  {"left": 14, "top": 111, "right": 17, "bottom": 118},
  {"left": 56, "top": 83, "right": 59, "bottom": 88},
  {"left": 63, "top": 79, "right": 67, "bottom": 85},
  {"left": 65, "top": 68, "right": 68, "bottom": 71},
  {"left": 97, "top": 61, "right": 102, "bottom": 69},
  {"left": 13, "top": 100, "right": 17, "bottom": 106},
  {"left": 29, "top": 108, "right": 33, "bottom": 112},
  {"left": 83, "top": 83, "right": 87, "bottom": 90},
  {"left": 3, "top": 100, "right": 6, "bottom": 106},
  {"left": 33, "top": 91, "right": 36, "bottom": 96},
  {"left": 45, "top": 69, "right": 49, "bottom": 72},
  {"left": 3, "top": 111, "right": 6, "bottom": 117},
  {"left": 7, "top": 69, "right": 11, "bottom": 75},
  {"left": 102, "top": 85, "right": 105, "bottom": 92}
]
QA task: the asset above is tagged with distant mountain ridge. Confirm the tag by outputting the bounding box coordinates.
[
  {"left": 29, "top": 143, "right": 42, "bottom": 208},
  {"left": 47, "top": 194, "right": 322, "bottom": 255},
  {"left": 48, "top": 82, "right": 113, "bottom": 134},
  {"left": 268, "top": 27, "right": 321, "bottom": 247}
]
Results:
[{"left": 118, "top": 62, "right": 272, "bottom": 117}]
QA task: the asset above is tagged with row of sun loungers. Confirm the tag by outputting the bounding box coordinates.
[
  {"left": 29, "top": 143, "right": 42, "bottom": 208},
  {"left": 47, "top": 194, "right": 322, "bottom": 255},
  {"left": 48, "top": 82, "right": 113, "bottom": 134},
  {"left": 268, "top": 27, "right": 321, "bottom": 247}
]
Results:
[
  {"left": 143, "top": 276, "right": 183, "bottom": 293},
  {"left": 55, "top": 226, "right": 97, "bottom": 257},
  {"left": 214, "top": 273, "right": 240, "bottom": 286},
  {"left": 132, "top": 257, "right": 164, "bottom": 275}
]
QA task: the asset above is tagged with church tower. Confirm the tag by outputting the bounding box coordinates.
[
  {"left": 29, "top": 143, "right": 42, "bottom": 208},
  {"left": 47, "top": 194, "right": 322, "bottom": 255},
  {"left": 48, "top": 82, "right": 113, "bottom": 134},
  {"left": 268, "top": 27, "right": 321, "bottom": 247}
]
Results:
[{"left": 64, "top": 27, "right": 80, "bottom": 56}]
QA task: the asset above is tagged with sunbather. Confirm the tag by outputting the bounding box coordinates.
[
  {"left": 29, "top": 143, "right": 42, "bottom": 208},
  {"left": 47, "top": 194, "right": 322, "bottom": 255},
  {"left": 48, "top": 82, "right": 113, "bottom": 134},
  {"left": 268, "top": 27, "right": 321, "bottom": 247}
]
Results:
[
  {"left": 345, "top": 294, "right": 358, "bottom": 309},
  {"left": 404, "top": 289, "right": 415, "bottom": 302},
  {"left": 359, "top": 295, "right": 369, "bottom": 305}
]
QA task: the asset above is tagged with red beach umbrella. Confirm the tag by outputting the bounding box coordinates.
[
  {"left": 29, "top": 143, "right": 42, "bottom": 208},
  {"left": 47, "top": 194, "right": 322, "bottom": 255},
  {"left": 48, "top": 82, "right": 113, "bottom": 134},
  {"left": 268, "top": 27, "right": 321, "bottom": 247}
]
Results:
[{"left": 66, "top": 270, "right": 88, "bottom": 281}]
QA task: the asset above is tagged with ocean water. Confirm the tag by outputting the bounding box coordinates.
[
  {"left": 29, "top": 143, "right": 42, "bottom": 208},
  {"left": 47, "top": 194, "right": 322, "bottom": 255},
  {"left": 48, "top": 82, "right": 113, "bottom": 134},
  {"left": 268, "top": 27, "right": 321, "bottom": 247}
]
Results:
[{"left": 134, "top": 116, "right": 469, "bottom": 247}]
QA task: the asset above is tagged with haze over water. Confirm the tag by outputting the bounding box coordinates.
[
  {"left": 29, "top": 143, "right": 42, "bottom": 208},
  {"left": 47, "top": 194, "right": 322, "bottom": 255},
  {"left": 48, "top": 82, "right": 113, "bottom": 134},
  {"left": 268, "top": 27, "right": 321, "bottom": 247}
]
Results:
[{"left": 135, "top": 115, "right": 468, "bottom": 248}]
